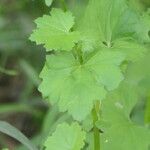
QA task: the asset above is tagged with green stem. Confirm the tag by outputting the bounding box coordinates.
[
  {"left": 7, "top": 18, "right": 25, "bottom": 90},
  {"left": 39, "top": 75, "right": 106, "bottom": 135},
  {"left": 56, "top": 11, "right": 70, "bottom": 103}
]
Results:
[
  {"left": 72, "top": 43, "right": 83, "bottom": 64},
  {"left": 0, "top": 103, "right": 43, "bottom": 119},
  {"left": 144, "top": 94, "right": 150, "bottom": 125},
  {"left": 76, "top": 43, "right": 83, "bottom": 64},
  {"left": 92, "top": 103, "right": 100, "bottom": 150},
  {"left": 60, "top": 0, "right": 67, "bottom": 11},
  {"left": 0, "top": 66, "right": 17, "bottom": 76},
  {"left": 77, "top": 49, "right": 83, "bottom": 64}
]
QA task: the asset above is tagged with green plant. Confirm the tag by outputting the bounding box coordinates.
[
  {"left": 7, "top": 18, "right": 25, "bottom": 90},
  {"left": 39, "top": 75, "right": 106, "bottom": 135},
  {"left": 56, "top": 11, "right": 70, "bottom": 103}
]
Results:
[
  {"left": 0, "top": 121, "right": 38, "bottom": 150},
  {"left": 29, "top": 0, "right": 150, "bottom": 149},
  {"left": 45, "top": 0, "right": 53, "bottom": 7}
]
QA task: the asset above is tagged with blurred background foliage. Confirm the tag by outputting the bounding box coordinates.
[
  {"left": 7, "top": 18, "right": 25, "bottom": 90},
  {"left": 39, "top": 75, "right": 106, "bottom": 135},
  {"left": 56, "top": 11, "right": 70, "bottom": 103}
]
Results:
[
  {"left": 0, "top": 0, "right": 150, "bottom": 150},
  {"left": 0, "top": 0, "right": 48, "bottom": 149}
]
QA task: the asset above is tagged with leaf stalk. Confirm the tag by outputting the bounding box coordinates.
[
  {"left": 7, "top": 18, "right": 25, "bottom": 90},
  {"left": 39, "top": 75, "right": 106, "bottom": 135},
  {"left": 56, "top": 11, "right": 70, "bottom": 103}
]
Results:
[{"left": 92, "top": 102, "right": 100, "bottom": 150}]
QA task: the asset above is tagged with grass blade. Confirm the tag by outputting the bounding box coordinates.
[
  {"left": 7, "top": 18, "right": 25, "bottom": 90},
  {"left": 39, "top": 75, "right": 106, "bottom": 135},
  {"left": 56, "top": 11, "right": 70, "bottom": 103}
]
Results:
[{"left": 0, "top": 121, "right": 38, "bottom": 150}]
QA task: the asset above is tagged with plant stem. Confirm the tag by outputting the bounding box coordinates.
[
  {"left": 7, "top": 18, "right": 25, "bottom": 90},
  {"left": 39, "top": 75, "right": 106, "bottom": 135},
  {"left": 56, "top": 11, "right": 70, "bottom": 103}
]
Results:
[
  {"left": 0, "top": 66, "right": 17, "bottom": 76},
  {"left": 60, "top": 0, "right": 67, "bottom": 11},
  {"left": 144, "top": 94, "right": 150, "bottom": 125},
  {"left": 92, "top": 102, "right": 100, "bottom": 150},
  {"left": 73, "top": 43, "right": 83, "bottom": 64},
  {"left": 77, "top": 48, "right": 83, "bottom": 64}
]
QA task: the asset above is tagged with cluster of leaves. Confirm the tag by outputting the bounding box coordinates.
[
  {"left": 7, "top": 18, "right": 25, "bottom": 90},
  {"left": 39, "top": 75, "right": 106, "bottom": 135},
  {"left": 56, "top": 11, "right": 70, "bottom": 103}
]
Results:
[{"left": 29, "top": 0, "right": 150, "bottom": 149}]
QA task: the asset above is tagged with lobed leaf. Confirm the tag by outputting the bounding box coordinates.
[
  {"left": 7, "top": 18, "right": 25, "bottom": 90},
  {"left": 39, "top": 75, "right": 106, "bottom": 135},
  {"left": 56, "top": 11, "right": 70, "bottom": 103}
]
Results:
[
  {"left": 78, "top": 0, "right": 147, "bottom": 62},
  {"left": 39, "top": 50, "right": 125, "bottom": 121},
  {"left": 99, "top": 82, "right": 150, "bottom": 150},
  {"left": 30, "top": 8, "right": 80, "bottom": 51},
  {"left": 44, "top": 122, "right": 86, "bottom": 150}
]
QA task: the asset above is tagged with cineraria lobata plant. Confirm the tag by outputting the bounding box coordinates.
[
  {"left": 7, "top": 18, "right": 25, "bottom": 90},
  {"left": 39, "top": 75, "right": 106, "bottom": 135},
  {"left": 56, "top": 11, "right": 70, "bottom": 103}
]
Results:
[{"left": 29, "top": 0, "right": 150, "bottom": 149}]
